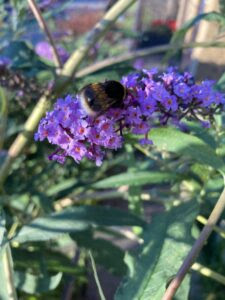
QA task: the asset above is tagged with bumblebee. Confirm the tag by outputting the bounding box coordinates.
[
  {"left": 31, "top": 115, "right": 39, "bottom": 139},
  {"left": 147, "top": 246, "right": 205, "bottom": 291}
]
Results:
[{"left": 79, "top": 80, "right": 126, "bottom": 116}]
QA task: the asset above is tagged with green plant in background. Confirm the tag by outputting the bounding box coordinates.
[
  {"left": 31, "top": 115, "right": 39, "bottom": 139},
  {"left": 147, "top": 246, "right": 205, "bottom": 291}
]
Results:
[{"left": 1, "top": 0, "right": 225, "bottom": 299}]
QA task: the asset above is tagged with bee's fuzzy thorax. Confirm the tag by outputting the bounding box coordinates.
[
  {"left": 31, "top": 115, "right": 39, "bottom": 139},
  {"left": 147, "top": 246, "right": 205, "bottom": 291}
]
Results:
[{"left": 78, "top": 80, "right": 126, "bottom": 116}]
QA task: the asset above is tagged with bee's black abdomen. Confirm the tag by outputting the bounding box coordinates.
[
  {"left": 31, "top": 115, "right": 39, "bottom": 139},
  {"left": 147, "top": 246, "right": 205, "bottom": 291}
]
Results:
[{"left": 103, "top": 80, "right": 126, "bottom": 102}]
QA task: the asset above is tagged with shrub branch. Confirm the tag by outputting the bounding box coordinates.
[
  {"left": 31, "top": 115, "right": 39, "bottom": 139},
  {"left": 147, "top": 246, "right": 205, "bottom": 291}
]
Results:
[
  {"left": 27, "top": 0, "right": 62, "bottom": 68},
  {"left": 75, "top": 41, "right": 225, "bottom": 78},
  {"left": 162, "top": 185, "right": 225, "bottom": 300}
]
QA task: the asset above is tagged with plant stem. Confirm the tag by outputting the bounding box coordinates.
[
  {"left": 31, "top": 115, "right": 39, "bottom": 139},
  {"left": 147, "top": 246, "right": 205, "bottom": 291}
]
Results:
[
  {"left": 196, "top": 214, "right": 225, "bottom": 238},
  {"left": 89, "top": 251, "right": 106, "bottom": 300},
  {"left": 2, "top": 244, "right": 18, "bottom": 300},
  {"left": 192, "top": 262, "right": 225, "bottom": 286},
  {"left": 75, "top": 41, "right": 225, "bottom": 78},
  {"left": 0, "top": 94, "right": 50, "bottom": 187},
  {"left": 0, "top": 0, "right": 136, "bottom": 187},
  {"left": 162, "top": 186, "right": 225, "bottom": 300},
  {"left": 0, "top": 87, "right": 8, "bottom": 150},
  {"left": 27, "top": 0, "right": 62, "bottom": 69}
]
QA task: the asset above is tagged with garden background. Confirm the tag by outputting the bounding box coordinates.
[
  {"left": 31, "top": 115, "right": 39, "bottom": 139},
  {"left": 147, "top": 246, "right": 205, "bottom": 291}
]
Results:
[{"left": 1, "top": 0, "right": 225, "bottom": 299}]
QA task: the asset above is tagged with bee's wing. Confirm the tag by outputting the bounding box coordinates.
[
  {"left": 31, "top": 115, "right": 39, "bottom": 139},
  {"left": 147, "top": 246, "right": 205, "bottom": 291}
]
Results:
[
  {"left": 100, "top": 97, "right": 118, "bottom": 111},
  {"left": 90, "top": 83, "right": 120, "bottom": 111}
]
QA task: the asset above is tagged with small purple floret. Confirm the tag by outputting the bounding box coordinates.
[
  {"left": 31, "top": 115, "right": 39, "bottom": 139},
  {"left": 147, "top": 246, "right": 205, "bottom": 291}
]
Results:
[{"left": 35, "top": 41, "right": 69, "bottom": 63}]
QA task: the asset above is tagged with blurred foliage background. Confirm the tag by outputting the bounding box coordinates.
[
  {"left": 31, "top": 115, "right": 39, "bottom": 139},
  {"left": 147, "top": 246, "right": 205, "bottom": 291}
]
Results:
[{"left": 1, "top": 0, "right": 225, "bottom": 299}]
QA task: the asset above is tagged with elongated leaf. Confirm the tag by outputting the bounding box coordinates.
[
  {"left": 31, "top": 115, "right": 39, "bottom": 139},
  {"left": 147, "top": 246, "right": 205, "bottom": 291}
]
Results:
[
  {"left": 0, "top": 211, "right": 6, "bottom": 247},
  {"left": 13, "top": 247, "right": 85, "bottom": 275},
  {"left": 172, "top": 12, "right": 225, "bottom": 44},
  {"left": 216, "top": 72, "right": 225, "bottom": 91},
  {"left": 184, "top": 121, "right": 216, "bottom": 149},
  {"left": 115, "top": 200, "right": 199, "bottom": 300},
  {"left": 165, "top": 12, "right": 225, "bottom": 61},
  {"left": 94, "top": 171, "right": 175, "bottom": 188},
  {"left": 14, "top": 271, "right": 62, "bottom": 294},
  {"left": 149, "top": 128, "right": 224, "bottom": 170},
  {"left": 0, "top": 246, "right": 10, "bottom": 300},
  {"left": 46, "top": 178, "right": 78, "bottom": 197},
  {"left": 13, "top": 206, "right": 146, "bottom": 243}
]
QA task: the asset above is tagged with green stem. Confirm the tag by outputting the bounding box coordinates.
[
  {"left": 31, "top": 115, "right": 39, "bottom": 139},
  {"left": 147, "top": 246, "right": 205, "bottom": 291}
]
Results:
[
  {"left": 192, "top": 262, "right": 225, "bottom": 286},
  {"left": 0, "top": 94, "right": 50, "bottom": 187},
  {"left": 162, "top": 186, "right": 225, "bottom": 300},
  {"left": 196, "top": 214, "right": 225, "bottom": 238},
  {"left": 0, "top": 87, "right": 8, "bottom": 150},
  {"left": 89, "top": 251, "right": 106, "bottom": 300},
  {"left": 75, "top": 41, "right": 225, "bottom": 78}
]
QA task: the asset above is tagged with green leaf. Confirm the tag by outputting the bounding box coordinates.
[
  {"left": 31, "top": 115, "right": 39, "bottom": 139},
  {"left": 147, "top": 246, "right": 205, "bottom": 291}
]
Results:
[
  {"left": 173, "top": 12, "right": 225, "bottom": 44},
  {"left": 216, "top": 72, "right": 225, "bottom": 91},
  {"left": 46, "top": 178, "right": 78, "bottom": 197},
  {"left": 0, "top": 211, "right": 6, "bottom": 247},
  {"left": 14, "top": 271, "right": 62, "bottom": 294},
  {"left": 115, "top": 200, "right": 199, "bottom": 300},
  {"left": 12, "top": 247, "right": 85, "bottom": 275},
  {"left": 184, "top": 121, "right": 216, "bottom": 149},
  {"left": 165, "top": 12, "right": 225, "bottom": 61},
  {"left": 128, "top": 186, "right": 143, "bottom": 216},
  {"left": 93, "top": 171, "right": 175, "bottom": 188},
  {"left": 205, "top": 176, "right": 224, "bottom": 192},
  {"left": 13, "top": 206, "right": 146, "bottom": 243},
  {"left": 0, "top": 247, "right": 10, "bottom": 300},
  {"left": 0, "top": 245, "right": 16, "bottom": 300},
  {"left": 149, "top": 128, "right": 224, "bottom": 170},
  {"left": 71, "top": 230, "right": 127, "bottom": 276},
  {"left": 0, "top": 40, "right": 51, "bottom": 75}
]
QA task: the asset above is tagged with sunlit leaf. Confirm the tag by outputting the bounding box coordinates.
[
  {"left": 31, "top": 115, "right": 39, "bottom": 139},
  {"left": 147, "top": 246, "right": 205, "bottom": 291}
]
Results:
[
  {"left": 94, "top": 171, "right": 176, "bottom": 188},
  {"left": 149, "top": 128, "right": 224, "bottom": 170},
  {"left": 0, "top": 211, "right": 6, "bottom": 247},
  {"left": 165, "top": 12, "right": 225, "bottom": 61},
  {"left": 46, "top": 178, "right": 78, "bottom": 197},
  {"left": 185, "top": 121, "right": 216, "bottom": 149},
  {"left": 0, "top": 245, "right": 15, "bottom": 300},
  {"left": 13, "top": 247, "right": 85, "bottom": 275},
  {"left": 172, "top": 12, "right": 225, "bottom": 44},
  {"left": 0, "top": 248, "right": 9, "bottom": 300},
  {"left": 216, "top": 72, "right": 225, "bottom": 91},
  {"left": 13, "top": 206, "right": 146, "bottom": 243},
  {"left": 14, "top": 271, "right": 62, "bottom": 294},
  {"left": 115, "top": 200, "right": 199, "bottom": 300}
]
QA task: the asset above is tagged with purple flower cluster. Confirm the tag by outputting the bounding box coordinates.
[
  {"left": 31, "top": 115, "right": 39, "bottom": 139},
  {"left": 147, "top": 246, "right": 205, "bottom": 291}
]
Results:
[
  {"left": 35, "top": 41, "right": 69, "bottom": 64},
  {"left": 35, "top": 68, "right": 225, "bottom": 166}
]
